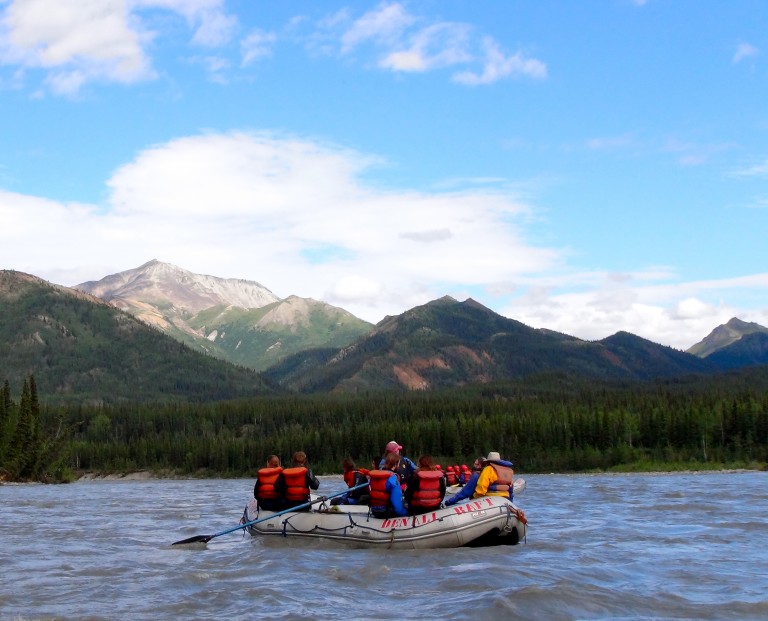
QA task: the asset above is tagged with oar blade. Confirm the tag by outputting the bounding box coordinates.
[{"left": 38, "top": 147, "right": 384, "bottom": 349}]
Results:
[{"left": 172, "top": 534, "right": 212, "bottom": 546}]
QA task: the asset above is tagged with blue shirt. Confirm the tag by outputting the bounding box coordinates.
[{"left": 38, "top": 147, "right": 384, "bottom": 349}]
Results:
[{"left": 385, "top": 472, "right": 407, "bottom": 517}]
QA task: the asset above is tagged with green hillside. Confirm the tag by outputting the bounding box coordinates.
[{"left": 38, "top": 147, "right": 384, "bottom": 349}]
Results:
[
  {"left": 0, "top": 271, "right": 275, "bottom": 404},
  {"left": 264, "top": 297, "right": 718, "bottom": 392}
]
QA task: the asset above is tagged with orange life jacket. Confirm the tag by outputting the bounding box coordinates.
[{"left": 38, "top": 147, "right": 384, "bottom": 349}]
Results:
[
  {"left": 343, "top": 469, "right": 370, "bottom": 500},
  {"left": 282, "top": 466, "right": 310, "bottom": 502},
  {"left": 487, "top": 462, "right": 514, "bottom": 494},
  {"left": 409, "top": 470, "right": 444, "bottom": 509},
  {"left": 256, "top": 466, "right": 283, "bottom": 500},
  {"left": 368, "top": 469, "right": 394, "bottom": 509}
]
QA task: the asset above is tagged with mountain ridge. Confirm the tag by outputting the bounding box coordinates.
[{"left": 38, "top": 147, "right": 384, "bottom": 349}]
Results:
[
  {"left": 75, "top": 260, "right": 372, "bottom": 371},
  {"left": 263, "top": 298, "right": 720, "bottom": 392},
  {"left": 0, "top": 269, "right": 274, "bottom": 403},
  {"left": 687, "top": 317, "right": 768, "bottom": 358}
]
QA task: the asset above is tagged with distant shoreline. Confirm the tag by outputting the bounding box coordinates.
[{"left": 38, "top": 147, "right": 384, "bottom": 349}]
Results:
[{"left": 74, "top": 467, "right": 765, "bottom": 482}]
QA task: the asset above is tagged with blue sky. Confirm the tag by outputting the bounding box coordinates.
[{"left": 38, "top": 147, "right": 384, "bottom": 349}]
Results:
[{"left": 1, "top": 0, "right": 767, "bottom": 350}]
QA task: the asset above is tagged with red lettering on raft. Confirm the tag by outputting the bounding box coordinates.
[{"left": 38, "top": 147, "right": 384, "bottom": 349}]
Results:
[
  {"left": 452, "top": 497, "right": 493, "bottom": 514},
  {"left": 380, "top": 513, "right": 439, "bottom": 528}
]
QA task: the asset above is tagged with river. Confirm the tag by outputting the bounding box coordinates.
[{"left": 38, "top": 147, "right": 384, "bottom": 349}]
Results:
[{"left": 1, "top": 471, "right": 766, "bottom": 620}]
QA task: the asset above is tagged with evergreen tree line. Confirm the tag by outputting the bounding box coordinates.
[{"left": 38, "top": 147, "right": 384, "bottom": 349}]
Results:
[
  {"left": 0, "top": 376, "right": 70, "bottom": 482},
  {"left": 40, "top": 374, "right": 768, "bottom": 478}
]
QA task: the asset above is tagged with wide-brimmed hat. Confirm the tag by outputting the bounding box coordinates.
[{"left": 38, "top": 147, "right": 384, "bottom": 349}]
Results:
[
  {"left": 385, "top": 440, "right": 403, "bottom": 453},
  {"left": 484, "top": 451, "right": 501, "bottom": 462}
]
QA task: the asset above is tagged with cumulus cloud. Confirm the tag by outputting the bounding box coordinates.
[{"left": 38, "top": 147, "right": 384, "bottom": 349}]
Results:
[
  {"left": 505, "top": 271, "right": 768, "bottom": 349},
  {"left": 1, "top": 131, "right": 556, "bottom": 321},
  {"left": 0, "top": 0, "right": 235, "bottom": 93},
  {"left": 0, "top": 0, "right": 152, "bottom": 93}
]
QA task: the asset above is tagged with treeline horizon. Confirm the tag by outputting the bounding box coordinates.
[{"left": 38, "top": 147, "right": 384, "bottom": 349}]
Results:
[{"left": 3, "top": 368, "right": 767, "bottom": 483}]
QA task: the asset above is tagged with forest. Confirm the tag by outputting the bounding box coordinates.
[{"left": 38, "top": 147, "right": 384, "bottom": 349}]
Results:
[{"left": 2, "top": 368, "right": 767, "bottom": 483}]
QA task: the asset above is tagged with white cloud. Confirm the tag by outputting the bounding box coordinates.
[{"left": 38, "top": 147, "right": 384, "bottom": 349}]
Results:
[
  {"left": 733, "top": 42, "right": 758, "bottom": 64},
  {"left": 505, "top": 271, "right": 768, "bottom": 349},
  {"left": 1, "top": 131, "right": 555, "bottom": 321},
  {"left": 3, "top": 131, "right": 766, "bottom": 348},
  {"left": 730, "top": 159, "right": 768, "bottom": 178},
  {"left": 452, "top": 37, "right": 547, "bottom": 85},
  {"left": 0, "top": 0, "right": 152, "bottom": 89},
  {"left": 130, "top": 0, "right": 236, "bottom": 47},
  {"left": 379, "top": 22, "right": 472, "bottom": 72},
  {"left": 0, "top": 0, "right": 236, "bottom": 93},
  {"left": 339, "top": 1, "right": 415, "bottom": 55},
  {"left": 241, "top": 29, "right": 276, "bottom": 66},
  {"left": 323, "top": 2, "right": 545, "bottom": 85}
]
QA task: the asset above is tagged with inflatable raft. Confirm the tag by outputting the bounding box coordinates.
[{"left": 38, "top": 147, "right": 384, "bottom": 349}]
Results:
[{"left": 241, "top": 495, "right": 527, "bottom": 549}]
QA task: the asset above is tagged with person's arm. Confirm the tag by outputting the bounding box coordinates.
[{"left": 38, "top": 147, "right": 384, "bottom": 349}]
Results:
[
  {"left": 446, "top": 472, "right": 478, "bottom": 505},
  {"left": 403, "top": 473, "right": 417, "bottom": 505},
  {"left": 307, "top": 469, "right": 320, "bottom": 490},
  {"left": 388, "top": 475, "right": 407, "bottom": 516},
  {"left": 439, "top": 475, "right": 446, "bottom": 500}
]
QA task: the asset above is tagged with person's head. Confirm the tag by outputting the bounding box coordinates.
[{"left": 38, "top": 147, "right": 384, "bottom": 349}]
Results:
[
  {"left": 341, "top": 457, "right": 356, "bottom": 472},
  {"left": 472, "top": 457, "right": 483, "bottom": 471},
  {"left": 266, "top": 454, "right": 281, "bottom": 468},
  {"left": 292, "top": 451, "right": 307, "bottom": 466},
  {"left": 384, "top": 440, "right": 403, "bottom": 455},
  {"left": 417, "top": 455, "right": 435, "bottom": 471},
  {"left": 483, "top": 451, "right": 501, "bottom": 464},
  {"left": 383, "top": 452, "right": 400, "bottom": 471}
]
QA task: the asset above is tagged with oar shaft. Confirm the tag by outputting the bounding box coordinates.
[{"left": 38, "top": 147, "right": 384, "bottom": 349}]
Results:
[{"left": 173, "top": 481, "right": 369, "bottom": 546}]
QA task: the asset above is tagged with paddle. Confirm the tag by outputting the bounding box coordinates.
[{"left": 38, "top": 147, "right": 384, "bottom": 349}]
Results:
[{"left": 172, "top": 482, "right": 369, "bottom": 546}]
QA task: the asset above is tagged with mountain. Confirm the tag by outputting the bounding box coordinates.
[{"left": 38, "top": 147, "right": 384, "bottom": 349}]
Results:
[
  {"left": 75, "top": 260, "right": 372, "bottom": 371},
  {"left": 263, "top": 297, "right": 718, "bottom": 392},
  {"left": 700, "top": 332, "right": 768, "bottom": 370},
  {"left": 0, "top": 270, "right": 275, "bottom": 404},
  {"left": 687, "top": 317, "right": 768, "bottom": 358}
]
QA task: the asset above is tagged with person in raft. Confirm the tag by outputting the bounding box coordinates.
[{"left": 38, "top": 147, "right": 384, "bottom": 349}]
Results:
[
  {"left": 377, "top": 440, "right": 417, "bottom": 486},
  {"left": 473, "top": 451, "right": 515, "bottom": 502},
  {"left": 254, "top": 454, "right": 285, "bottom": 512},
  {"left": 282, "top": 451, "right": 320, "bottom": 510},
  {"left": 368, "top": 452, "right": 408, "bottom": 519},
  {"left": 444, "top": 456, "right": 483, "bottom": 507},
  {"left": 330, "top": 457, "right": 371, "bottom": 506},
  {"left": 404, "top": 454, "right": 446, "bottom": 515}
]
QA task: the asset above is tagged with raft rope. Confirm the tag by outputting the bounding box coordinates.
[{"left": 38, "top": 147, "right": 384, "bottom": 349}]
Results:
[{"left": 267, "top": 504, "right": 519, "bottom": 541}]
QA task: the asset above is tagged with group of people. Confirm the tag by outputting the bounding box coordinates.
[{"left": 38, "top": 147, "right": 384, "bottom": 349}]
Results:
[
  {"left": 252, "top": 440, "right": 515, "bottom": 519},
  {"left": 252, "top": 451, "right": 320, "bottom": 512}
]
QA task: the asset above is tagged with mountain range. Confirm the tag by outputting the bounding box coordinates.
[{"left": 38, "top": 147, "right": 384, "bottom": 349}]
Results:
[
  {"left": 75, "top": 260, "right": 372, "bottom": 372},
  {"left": 2, "top": 261, "right": 767, "bottom": 401},
  {"left": 0, "top": 270, "right": 273, "bottom": 403}
]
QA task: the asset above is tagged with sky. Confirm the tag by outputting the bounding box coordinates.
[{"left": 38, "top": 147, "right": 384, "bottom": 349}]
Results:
[{"left": 1, "top": 0, "right": 767, "bottom": 351}]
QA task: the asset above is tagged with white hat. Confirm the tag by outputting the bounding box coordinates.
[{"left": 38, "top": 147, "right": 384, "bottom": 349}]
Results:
[{"left": 484, "top": 451, "right": 501, "bottom": 462}]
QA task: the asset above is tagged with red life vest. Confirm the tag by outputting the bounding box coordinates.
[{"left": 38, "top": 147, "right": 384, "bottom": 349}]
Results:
[
  {"left": 343, "top": 469, "right": 370, "bottom": 501},
  {"left": 446, "top": 468, "right": 458, "bottom": 486},
  {"left": 282, "top": 466, "right": 310, "bottom": 502},
  {"left": 368, "top": 469, "right": 394, "bottom": 509},
  {"left": 256, "top": 466, "right": 282, "bottom": 500},
  {"left": 409, "top": 470, "right": 444, "bottom": 509}
]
